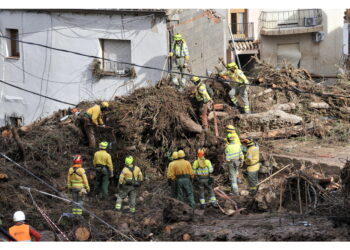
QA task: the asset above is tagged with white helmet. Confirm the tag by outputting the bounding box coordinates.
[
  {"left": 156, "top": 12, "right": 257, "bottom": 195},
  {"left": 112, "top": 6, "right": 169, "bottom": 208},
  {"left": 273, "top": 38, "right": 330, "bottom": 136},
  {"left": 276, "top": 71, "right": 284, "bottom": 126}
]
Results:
[{"left": 13, "top": 211, "right": 25, "bottom": 222}]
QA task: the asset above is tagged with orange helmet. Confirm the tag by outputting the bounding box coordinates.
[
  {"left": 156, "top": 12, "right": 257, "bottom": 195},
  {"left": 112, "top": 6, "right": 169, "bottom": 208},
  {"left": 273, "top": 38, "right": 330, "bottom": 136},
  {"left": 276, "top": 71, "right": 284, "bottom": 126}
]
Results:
[
  {"left": 73, "top": 155, "right": 82, "bottom": 164},
  {"left": 197, "top": 148, "right": 205, "bottom": 158}
]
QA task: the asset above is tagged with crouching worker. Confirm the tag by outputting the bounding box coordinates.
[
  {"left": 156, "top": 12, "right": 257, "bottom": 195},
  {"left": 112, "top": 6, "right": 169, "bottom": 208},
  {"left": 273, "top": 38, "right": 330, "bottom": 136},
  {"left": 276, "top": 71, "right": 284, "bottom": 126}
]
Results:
[
  {"left": 115, "top": 156, "right": 143, "bottom": 213},
  {"left": 242, "top": 138, "right": 260, "bottom": 196},
  {"left": 9, "top": 211, "right": 41, "bottom": 241},
  {"left": 192, "top": 149, "right": 218, "bottom": 209},
  {"left": 67, "top": 155, "right": 90, "bottom": 215}
]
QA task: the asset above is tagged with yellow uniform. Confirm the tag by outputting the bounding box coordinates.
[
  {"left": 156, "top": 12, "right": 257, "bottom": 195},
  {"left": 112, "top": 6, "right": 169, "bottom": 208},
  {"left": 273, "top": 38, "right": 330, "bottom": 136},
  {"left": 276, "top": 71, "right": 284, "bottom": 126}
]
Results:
[
  {"left": 86, "top": 105, "right": 104, "bottom": 126},
  {"left": 195, "top": 83, "right": 212, "bottom": 103},
  {"left": 93, "top": 150, "right": 113, "bottom": 173},
  {"left": 67, "top": 164, "right": 90, "bottom": 191},
  {"left": 118, "top": 166, "right": 143, "bottom": 185},
  {"left": 168, "top": 159, "right": 194, "bottom": 180}
]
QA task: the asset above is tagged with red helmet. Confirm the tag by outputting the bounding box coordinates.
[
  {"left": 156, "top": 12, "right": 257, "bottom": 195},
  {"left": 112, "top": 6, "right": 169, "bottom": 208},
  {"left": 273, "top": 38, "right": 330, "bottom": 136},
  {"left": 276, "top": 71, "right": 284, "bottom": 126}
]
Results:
[
  {"left": 73, "top": 155, "right": 82, "bottom": 164},
  {"left": 197, "top": 149, "right": 205, "bottom": 158}
]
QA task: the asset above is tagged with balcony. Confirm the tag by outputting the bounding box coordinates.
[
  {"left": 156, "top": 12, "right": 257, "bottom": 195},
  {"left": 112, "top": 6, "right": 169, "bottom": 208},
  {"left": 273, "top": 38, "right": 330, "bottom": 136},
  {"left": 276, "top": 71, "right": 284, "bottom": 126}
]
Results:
[
  {"left": 231, "top": 22, "right": 255, "bottom": 41},
  {"left": 259, "top": 9, "right": 323, "bottom": 35}
]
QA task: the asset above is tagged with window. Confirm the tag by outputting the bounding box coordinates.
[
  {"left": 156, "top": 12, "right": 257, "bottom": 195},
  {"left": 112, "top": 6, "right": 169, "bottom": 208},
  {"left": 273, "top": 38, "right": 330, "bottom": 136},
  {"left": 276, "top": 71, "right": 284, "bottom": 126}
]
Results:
[
  {"left": 6, "top": 29, "right": 20, "bottom": 58},
  {"left": 100, "top": 39, "right": 131, "bottom": 75},
  {"left": 231, "top": 9, "right": 248, "bottom": 39}
]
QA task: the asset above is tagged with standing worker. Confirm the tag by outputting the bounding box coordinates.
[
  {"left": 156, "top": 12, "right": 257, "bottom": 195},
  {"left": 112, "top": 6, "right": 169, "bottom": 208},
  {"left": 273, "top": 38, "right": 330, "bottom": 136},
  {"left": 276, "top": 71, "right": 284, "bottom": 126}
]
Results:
[
  {"left": 242, "top": 138, "right": 260, "bottom": 196},
  {"left": 169, "top": 33, "right": 190, "bottom": 90},
  {"left": 192, "top": 149, "right": 218, "bottom": 209},
  {"left": 67, "top": 155, "right": 90, "bottom": 215},
  {"left": 168, "top": 150, "right": 195, "bottom": 208},
  {"left": 77, "top": 101, "right": 110, "bottom": 148},
  {"left": 115, "top": 156, "right": 143, "bottom": 213},
  {"left": 190, "top": 76, "right": 213, "bottom": 130},
  {"left": 8, "top": 211, "right": 41, "bottom": 241},
  {"left": 93, "top": 141, "right": 114, "bottom": 200},
  {"left": 225, "top": 133, "right": 244, "bottom": 195},
  {"left": 167, "top": 151, "right": 179, "bottom": 198},
  {"left": 219, "top": 62, "right": 251, "bottom": 114}
]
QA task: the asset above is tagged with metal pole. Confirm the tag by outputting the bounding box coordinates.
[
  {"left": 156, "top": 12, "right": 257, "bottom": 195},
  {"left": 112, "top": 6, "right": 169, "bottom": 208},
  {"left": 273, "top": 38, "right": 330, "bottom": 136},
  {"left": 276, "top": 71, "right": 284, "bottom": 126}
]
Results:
[{"left": 227, "top": 23, "right": 242, "bottom": 69}]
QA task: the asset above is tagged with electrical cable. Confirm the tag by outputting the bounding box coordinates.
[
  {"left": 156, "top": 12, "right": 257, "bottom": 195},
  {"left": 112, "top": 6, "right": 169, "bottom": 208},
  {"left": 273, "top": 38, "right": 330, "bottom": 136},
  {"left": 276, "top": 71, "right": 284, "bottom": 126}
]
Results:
[
  {"left": 0, "top": 79, "right": 76, "bottom": 106},
  {"left": 1, "top": 35, "right": 349, "bottom": 99}
]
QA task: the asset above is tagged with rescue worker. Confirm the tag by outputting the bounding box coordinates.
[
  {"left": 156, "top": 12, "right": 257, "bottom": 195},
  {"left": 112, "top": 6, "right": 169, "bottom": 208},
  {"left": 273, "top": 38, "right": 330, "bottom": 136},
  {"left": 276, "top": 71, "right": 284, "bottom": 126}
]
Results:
[
  {"left": 190, "top": 76, "right": 213, "bottom": 130},
  {"left": 115, "top": 156, "right": 143, "bottom": 213},
  {"left": 169, "top": 33, "right": 190, "bottom": 90},
  {"left": 242, "top": 138, "right": 260, "bottom": 196},
  {"left": 192, "top": 149, "right": 218, "bottom": 209},
  {"left": 67, "top": 155, "right": 90, "bottom": 215},
  {"left": 167, "top": 151, "right": 179, "bottom": 198},
  {"left": 77, "top": 101, "right": 109, "bottom": 148},
  {"left": 225, "top": 133, "right": 244, "bottom": 195},
  {"left": 93, "top": 141, "right": 114, "bottom": 200},
  {"left": 168, "top": 150, "right": 195, "bottom": 208},
  {"left": 8, "top": 211, "right": 41, "bottom": 241},
  {"left": 225, "top": 124, "right": 241, "bottom": 146},
  {"left": 219, "top": 62, "right": 251, "bottom": 114}
]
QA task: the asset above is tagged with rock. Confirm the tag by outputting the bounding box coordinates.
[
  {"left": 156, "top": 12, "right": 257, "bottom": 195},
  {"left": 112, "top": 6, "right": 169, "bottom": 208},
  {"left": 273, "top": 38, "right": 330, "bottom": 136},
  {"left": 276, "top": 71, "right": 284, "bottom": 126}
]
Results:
[
  {"left": 182, "top": 233, "right": 191, "bottom": 241},
  {"left": 40, "top": 230, "right": 56, "bottom": 241},
  {"left": 163, "top": 197, "right": 193, "bottom": 223},
  {"left": 119, "top": 222, "right": 129, "bottom": 233},
  {"left": 240, "top": 190, "right": 250, "bottom": 196}
]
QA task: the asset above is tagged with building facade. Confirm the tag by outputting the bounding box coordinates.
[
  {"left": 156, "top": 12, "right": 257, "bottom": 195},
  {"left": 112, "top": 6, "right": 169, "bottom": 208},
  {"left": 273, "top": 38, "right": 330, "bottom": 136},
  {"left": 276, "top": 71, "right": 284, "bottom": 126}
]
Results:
[{"left": 0, "top": 9, "right": 167, "bottom": 126}]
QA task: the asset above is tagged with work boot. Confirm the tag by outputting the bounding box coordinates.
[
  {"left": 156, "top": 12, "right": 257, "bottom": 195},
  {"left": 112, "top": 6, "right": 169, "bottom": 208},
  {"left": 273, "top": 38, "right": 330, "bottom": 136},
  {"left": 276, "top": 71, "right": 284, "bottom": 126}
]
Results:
[{"left": 200, "top": 204, "right": 205, "bottom": 209}]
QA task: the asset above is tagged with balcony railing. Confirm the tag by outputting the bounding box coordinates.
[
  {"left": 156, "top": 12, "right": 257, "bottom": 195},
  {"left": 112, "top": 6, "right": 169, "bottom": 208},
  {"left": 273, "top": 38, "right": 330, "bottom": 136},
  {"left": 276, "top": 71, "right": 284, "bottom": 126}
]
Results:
[
  {"left": 231, "top": 22, "right": 254, "bottom": 41},
  {"left": 259, "top": 9, "right": 322, "bottom": 30}
]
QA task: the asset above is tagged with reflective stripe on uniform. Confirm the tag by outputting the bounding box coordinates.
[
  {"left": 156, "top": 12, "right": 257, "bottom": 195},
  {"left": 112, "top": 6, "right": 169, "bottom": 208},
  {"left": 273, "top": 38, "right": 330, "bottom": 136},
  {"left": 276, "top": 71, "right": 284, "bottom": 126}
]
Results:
[{"left": 199, "top": 198, "right": 206, "bottom": 205}]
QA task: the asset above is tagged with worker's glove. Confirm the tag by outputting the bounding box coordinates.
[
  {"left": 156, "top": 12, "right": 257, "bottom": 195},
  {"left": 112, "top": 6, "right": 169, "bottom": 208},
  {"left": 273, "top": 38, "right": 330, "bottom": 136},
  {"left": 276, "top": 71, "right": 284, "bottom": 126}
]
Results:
[
  {"left": 168, "top": 52, "right": 174, "bottom": 57},
  {"left": 207, "top": 100, "right": 213, "bottom": 111},
  {"left": 183, "top": 62, "right": 188, "bottom": 68},
  {"left": 85, "top": 187, "right": 90, "bottom": 193},
  {"left": 185, "top": 56, "right": 190, "bottom": 61},
  {"left": 79, "top": 188, "right": 88, "bottom": 196},
  {"left": 99, "top": 124, "right": 106, "bottom": 128},
  {"left": 110, "top": 173, "right": 114, "bottom": 178}
]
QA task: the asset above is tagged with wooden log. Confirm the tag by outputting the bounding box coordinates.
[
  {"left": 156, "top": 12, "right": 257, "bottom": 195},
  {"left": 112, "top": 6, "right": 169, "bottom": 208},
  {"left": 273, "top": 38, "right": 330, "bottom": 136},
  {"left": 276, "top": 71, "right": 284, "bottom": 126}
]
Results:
[
  {"left": 240, "top": 123, "right": 314, "bottom": 140},
  {"left": 252, "top": 88, "right": 272, "bottom": 98},
  {"left": 208, "top": 111, "right": 229, "bottom": 121},
  {"left": 272, "top": 103, "right": 296, "bottom": 111},
  {"left": 10, "top": 126, "right": 25, "bottom": 160},
  {"left": 74, "top": 227, "right": 90, "bottom": 241},
  {"left": 178, "top": 113, "right": 203, "bottom": 133},
  {"left": 308, "top": 102, "right": 330, "bottom": 109}
]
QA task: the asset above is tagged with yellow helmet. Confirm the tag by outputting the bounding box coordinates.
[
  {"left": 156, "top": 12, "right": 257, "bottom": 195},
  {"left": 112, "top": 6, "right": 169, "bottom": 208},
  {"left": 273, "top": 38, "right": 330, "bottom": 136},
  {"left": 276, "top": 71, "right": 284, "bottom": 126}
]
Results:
[
  {"left": 227, "top": 62, "right": 238, "bottom": 70},
  {"left": 171, "top": 151, "right": 179, "bottom": 160},
  {"left": 101, "top": 101, "right": 109, "bottom": 108},
  {"left": 227, "top": 133, "right": 235, "bottom": 141},
  {"left": 174, "top": 33, "right": 183, "bottom": 41},
  {"left": 99, "top": 141, "right": 109, "bottom": 149},
  {"left": 226, "top": 124, "right": 236, "bottom": 133},
  {"left": 125, "top": 156, "right": 134, "bottom": 165},
  {"left": 243, "top": 137, "right": 254, "bottom": 146},
  {"left": 177, "top": 150, "right": 185, "bottom": 158},
  {"left": 191, "top": 76, "right": 201, "bottom": 84}
]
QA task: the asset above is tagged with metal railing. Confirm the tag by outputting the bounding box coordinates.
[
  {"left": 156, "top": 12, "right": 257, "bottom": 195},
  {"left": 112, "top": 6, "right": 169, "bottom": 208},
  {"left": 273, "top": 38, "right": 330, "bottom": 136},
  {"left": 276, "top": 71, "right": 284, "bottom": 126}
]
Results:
[
  {"left": 259, "top": 9, "right": 322, "bottom": 30},
  {"left": 231, "top": 22, "right": 255, "bottom": 40}
]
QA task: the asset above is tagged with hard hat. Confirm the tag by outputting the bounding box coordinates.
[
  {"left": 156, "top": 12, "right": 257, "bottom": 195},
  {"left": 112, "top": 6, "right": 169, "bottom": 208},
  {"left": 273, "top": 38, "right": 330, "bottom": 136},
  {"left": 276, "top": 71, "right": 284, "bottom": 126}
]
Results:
[
  {"left": 125, "top": 156, "right": 134, "bottom": 165},
  {"left": 226, "top": 124, "right": 236, "bottom": 133},
  {"left": 101, "top": 101, "right": 109, "bottom": 108},
  {"left": 191, "top": 76, "right": 201, "bottom": 84},
  {"left": 243, "top": 137, "right": 254, "bottom": 146},
  {"left": 178, "top": 150, "right": 185, "bottom": 158},
  {"left": 227, "top": 133, "right": 235, "bottom": 141},
  {"left": 99, "top": 141, "right": 109, "bottom": 150},
  {"left": 171, "top": 151, "right": 179, "bottom": 160},
  {"left": 227, "top": 62, "right": 238, "bottom": 70},
  {"left": 197, "top": 148, "right": 205, "bottom": 158},
  {"left": 13, "top": 211, "right": 25, "bottom": 222},
  {"left": 174, "top": 33, "right": 183, "bottom": 41},
  {"left": 73, "top": 154, "right": 82, "bottom": 164}
]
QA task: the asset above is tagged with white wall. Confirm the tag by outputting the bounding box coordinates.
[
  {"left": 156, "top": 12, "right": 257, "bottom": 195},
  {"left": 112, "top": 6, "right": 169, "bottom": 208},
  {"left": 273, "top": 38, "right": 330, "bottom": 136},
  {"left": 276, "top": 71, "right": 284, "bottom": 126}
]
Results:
[{"left": 0, "top": 10, "right": 167, "bottom": 126}]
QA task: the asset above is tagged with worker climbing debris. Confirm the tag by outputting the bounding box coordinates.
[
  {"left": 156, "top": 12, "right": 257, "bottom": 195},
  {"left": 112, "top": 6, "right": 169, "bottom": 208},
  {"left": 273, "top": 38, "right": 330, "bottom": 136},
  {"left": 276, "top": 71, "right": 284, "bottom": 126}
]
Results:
[
  {"left": 225, "top": 124, "right": 241, "bottom": 146},
  {"left": 225, "top": 133, "right": 244, "bottom": 196},
  {"left": 190, "top": 76, "right": 213, "bottom": 130},
  {"left": 8, "top": 211, "right": 41, "bottom": 241},
  {"left": 115, "top": 156, "right": 143, "bottom": 213},
  {"left": 242, "top": 138, "right": 260, "bottom": 196},
  {"left": 93, "top": 141, "right": 114, "bottom": 200},
  {"left": 167, "top": 151, "right": 179, "bottom": 198},
  {"left": 192, "top": 148, "right": 218, "bottom": 209},
  {"left": 168, "top": 150, "right": 195, "bottom": 208},
  {"left": 67, "top": 155, "right": 90, "bottom": 215},
  {"left": 169, "top": 33, "right": 190, "bottom": 91},
  {"left": 76, "top": 101, "right": 110, "bottom": 148},
  {"left": 219, "top": 62, "right": 251, "bottom": 114}
]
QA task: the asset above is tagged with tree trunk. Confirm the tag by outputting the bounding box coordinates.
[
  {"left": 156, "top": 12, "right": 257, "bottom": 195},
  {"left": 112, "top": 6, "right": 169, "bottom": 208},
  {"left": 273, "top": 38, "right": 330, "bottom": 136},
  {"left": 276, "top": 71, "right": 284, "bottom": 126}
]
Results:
[{"left": 178, "top": 113, "right": 203, "bottom": 133}]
